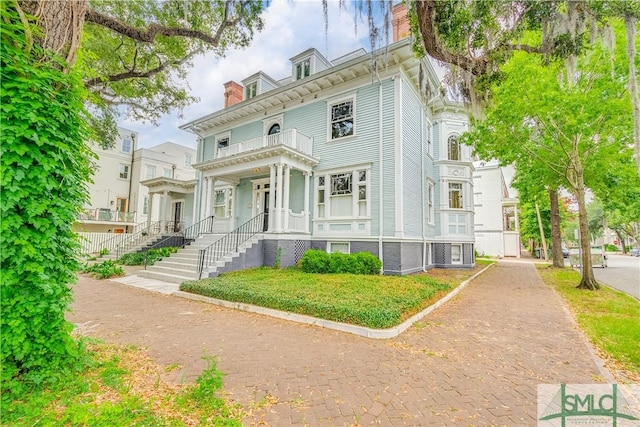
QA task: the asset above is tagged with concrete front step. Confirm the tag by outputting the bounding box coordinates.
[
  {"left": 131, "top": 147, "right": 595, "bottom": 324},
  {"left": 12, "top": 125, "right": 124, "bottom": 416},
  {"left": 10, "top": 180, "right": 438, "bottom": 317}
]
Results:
[
  {"left": 154, "top": 261, "right": 199, "bottom": 271},
  {"left": 137, "top": 269, "right": 196, "bottom": 285},
  {"left": 145, "top": 264, "right": 200, "bottom": 278}
]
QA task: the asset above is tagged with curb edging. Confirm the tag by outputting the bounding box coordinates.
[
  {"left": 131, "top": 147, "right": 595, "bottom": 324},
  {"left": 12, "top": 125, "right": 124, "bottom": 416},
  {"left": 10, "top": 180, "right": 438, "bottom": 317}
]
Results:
[{"left": 174, "top": 262, "right": 496, "bottom": 339}]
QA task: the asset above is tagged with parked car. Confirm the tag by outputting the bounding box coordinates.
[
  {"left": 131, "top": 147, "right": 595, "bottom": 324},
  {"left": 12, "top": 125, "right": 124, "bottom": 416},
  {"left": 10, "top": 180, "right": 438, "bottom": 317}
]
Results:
[
  {"left": 629, "top": 248, "right": 640, "bottom": 257},
  {"left": 562, "top": 246, "right": 569, "bottom": 258}
]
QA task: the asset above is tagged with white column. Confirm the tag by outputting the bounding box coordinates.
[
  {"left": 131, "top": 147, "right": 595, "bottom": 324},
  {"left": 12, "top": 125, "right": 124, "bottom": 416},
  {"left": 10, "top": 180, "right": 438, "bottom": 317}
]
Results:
[
  {"left": 283, "top": 165, "right": 291, "bottom": 232},
  {"left": 514, "top": 204, "right": 521, "bottom": 258},
  {"left": 303, "top": 172, "right": 310, "bottom": 233},
  {"left": 275, "top": 163, "right": 283, "bottom": 233},
  {"left": 147, "top": 193, "right": 154, "bottom": 226},
  {"left": 230, "top": 184, "right": 238, "bottom": 229},
  {"left": 162, "top": 190, "right": 170, "bottom": 231},
  {"left": 200, "top": 177, "right": 208, "bottom": 220},
  {"left": 268, "top": 164, "right": 276, "bottom": 232}
]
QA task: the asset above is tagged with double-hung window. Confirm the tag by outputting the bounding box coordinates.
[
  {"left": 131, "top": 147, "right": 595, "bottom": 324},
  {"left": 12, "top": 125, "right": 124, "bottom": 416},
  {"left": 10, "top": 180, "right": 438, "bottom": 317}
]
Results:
[
  {"left": 145, "top": 165, "right": 156, "bottom": 180},
  {"left": 329, "top": 99, "right": 354, "bottom": 140},
  {"left": 214, "top": 190, "right": 226, "bottom": 217},
  {"left": 184, "top": 153, "right": 192, "bottom": 168},
  {"left": 449, "top": 182, "right": 463, "bottom": 209},
  {"left": 121, "top": 137, "right": 132, "bottom": 153},
  {"left": 245, "top": 82, "right": 257, "bottom": 100},
  {"left": 295, "top": 59, "right": 310, "bottom": 80},
  {"left": 163, "top": 168, "right": 172, "bottom": 178},
  {"left": 119, "top": 164, "right": 129, "bottom": 179},
  {"left": 448, "top": 135, "right": 461, "bottom": 161}
]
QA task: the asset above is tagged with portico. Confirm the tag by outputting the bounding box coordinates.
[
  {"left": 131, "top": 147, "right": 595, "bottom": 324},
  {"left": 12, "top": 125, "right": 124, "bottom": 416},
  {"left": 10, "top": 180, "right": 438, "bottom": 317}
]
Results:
[{"left": 193, "top": 141, "right": 318, "bottom": 234}]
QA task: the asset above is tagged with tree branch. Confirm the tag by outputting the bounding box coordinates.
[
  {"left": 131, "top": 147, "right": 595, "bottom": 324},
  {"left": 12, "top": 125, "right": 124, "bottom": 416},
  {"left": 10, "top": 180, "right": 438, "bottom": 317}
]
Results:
[
  {"left": 84, "top": 49, "right": 201, "bottom": 87},
  {"left": 84, "top": 1, "right": 243, "bottom": 47},
  {"left": 415, "top": 0, "right": 544, "bottom": 77}
]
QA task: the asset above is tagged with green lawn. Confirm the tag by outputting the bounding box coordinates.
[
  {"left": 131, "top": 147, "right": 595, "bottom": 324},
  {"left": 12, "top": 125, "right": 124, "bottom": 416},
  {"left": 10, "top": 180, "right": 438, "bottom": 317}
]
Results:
[
  {"left": 180, "top": 266, "right": 487, "bottom": 329},
  {"left": 180, "top": 263, "right": 486, "bottom": 329},
  {"left": 536, "top": 265, "right": 640, "bottom": 378}
]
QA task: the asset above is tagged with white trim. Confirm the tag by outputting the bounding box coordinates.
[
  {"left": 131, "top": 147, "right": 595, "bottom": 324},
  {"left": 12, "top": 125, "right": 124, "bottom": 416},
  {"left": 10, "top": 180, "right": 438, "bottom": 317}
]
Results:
[
  {"left": 393, "top": 76, "right": 403, "bottom": 237},
  {"left": 262, "top": 114, "right": 283, "bottom": 135}
]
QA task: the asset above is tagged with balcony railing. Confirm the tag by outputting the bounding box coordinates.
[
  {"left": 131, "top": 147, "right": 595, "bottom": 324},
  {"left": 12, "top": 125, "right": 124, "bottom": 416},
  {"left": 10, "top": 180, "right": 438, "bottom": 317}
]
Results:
[
  {"left": 77, "top": 208, "right": 136, "bottom": 223},
  {"left": 216, "top": 129, "right": 313, "bottom": 159}
]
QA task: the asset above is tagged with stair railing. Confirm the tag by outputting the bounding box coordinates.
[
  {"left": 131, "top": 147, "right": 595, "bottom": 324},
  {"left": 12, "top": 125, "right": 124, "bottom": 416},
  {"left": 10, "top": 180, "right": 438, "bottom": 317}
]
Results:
[
  {"left": 197, "top": 213, "right": 264, "bottom": 279},
  {"left": 113, "top": 221, "right": 162, "bottom": 258},
  {"left": 183, "top": 215, "right": 215, "bottom": 240}
]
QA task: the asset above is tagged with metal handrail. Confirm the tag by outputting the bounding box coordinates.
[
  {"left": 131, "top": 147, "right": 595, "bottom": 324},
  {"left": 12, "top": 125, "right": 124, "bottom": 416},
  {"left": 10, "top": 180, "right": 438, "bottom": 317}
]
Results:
[
  {"left": 197, "top": 213, "right": 264, "bottom": 279},
  {"left": 183, "top": 215, "right": 215, "bottom": 240},
  {"left": 113, "top": 221, "right": 162, "bottom": 258}
]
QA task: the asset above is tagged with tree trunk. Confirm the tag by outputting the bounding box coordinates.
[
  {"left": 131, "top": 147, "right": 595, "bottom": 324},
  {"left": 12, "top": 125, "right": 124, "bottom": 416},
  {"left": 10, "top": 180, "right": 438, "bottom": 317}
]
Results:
[
  {"left": 614, "top": 229, "right": 627, "bottom": 254},
  {"left": 18, "top": 0, "right": 87, "bottom": 68},
  {"left": 535, "top": 201, "right": 548, "bottom": 260},
  {"left": 575, "top": 177, "right": 600, "bottom": 290},
  {"left": 625, "top": 12, "right": 640, "bottom": 172},
  {"left": 549, "top": 189, "right": 564, "bottom": 267}
]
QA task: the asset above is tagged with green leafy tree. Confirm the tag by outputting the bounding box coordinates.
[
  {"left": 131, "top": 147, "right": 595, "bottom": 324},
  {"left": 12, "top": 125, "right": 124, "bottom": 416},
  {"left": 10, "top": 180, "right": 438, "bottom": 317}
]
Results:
[
  {"left": 2, "top": 0, "right": 264, "bottom": 394},
  {"left": 464, "top": 29, "right": 633, "bottom": 290}
]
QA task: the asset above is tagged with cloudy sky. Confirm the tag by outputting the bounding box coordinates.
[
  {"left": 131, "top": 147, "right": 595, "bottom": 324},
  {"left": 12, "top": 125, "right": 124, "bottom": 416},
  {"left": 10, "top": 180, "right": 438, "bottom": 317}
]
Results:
[{"left": 123, "top": 0, "right": 376, "bottom": 149}]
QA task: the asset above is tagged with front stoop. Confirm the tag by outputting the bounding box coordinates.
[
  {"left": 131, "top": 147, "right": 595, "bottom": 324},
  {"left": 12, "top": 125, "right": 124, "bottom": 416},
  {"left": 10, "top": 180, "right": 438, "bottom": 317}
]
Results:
[{"left": 137, "top": 234, "right": 263, "bottom": 285}]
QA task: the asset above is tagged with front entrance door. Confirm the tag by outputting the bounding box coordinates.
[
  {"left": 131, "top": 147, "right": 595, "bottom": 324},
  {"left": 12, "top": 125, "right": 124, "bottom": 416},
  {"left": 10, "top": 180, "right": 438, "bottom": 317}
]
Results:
[
  {"left": 172, "top": 201, "right": 183, "bottom": 232},
  {"left": 262, "top": 191, "right": 270, "bottom": 231}
]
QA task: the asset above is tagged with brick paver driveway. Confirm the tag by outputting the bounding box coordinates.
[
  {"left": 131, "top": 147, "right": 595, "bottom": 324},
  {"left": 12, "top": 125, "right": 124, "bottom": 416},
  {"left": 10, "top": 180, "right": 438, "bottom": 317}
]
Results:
[{"left": 69, "top": 261, "right": 607, "bottom": 426}]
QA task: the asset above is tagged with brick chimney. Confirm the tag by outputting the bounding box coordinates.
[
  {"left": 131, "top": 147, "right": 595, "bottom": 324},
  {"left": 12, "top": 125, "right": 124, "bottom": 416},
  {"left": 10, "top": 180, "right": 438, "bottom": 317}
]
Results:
[
  {"left": 392, "top": 3, "right": 410, "bottom": 42},
  {"left": 224, "top": 81, "right": 243, "bottom": 108}
]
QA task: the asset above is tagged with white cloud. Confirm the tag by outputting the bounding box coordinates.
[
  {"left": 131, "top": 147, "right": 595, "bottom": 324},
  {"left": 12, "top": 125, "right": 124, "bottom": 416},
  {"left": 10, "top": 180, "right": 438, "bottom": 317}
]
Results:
[{"left": 124, "top": 0, "right": 369, "bottom": 149}]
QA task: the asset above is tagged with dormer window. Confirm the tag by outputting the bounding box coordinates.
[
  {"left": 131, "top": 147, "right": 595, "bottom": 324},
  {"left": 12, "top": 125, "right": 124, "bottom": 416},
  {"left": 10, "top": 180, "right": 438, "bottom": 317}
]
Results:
[
  {"left": 245, "top": 82, "right": 257, "bottom": 100},
  {"left": 295, "top": 59, "right": 310, "bottom": 80}
]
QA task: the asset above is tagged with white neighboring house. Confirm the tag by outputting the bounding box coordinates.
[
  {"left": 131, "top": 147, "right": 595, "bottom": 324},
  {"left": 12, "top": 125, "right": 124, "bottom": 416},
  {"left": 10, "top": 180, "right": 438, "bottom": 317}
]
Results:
[
  {"left": 473, "top": 160, "right": 521, "bottom": 257},
  {"left": 76, "top": 127, "right": 138, "bottom": 233},
  {"left": 75, "top": 129, "right": 196, "bottom": 235}
]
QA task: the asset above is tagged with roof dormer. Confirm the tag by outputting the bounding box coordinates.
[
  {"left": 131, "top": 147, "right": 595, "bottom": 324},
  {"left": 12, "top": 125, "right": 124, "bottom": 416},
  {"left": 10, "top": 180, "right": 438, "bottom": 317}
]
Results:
[
  {"left": 289, "top": 48, "right": 332, "bottom": 82},
  {"left": 241, "top": 71, "right": 280, "bottom": 100}
]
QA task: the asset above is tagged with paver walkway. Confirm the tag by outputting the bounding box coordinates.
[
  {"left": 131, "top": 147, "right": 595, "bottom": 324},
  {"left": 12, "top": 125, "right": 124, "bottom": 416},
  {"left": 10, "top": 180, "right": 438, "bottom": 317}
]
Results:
[{"left": 68, "top": 261, "right": 609, "bottom": 426}]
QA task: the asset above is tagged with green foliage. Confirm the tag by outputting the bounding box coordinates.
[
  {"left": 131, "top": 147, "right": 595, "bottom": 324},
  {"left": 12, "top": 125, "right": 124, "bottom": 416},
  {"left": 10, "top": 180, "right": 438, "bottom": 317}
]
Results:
[
  {"left": 1, "top": 3, "right": 93, "bottom": 395},
  {"left": 180, "top": 267, "right": 450, "bottom": 329},
  {"left": 604, "top": 244, "right": 619, "bottom": 252},
  {"left": 117, "top": 246, "right": 178, "bottom": 266},
  {"left": 81, "top": 261, "right": 124, "bottom": 280},
  {"left": 99, "top": 247, "right": 109, "bottom": 256},
  {"left": 2, "top": 343, "right": 243, "bottom": 426},
  {"left": 300, "top": 249, "right": 382, "bottom": 275},
  {"left": 79, "top": 0, "right": 265, "bottom": 146}
]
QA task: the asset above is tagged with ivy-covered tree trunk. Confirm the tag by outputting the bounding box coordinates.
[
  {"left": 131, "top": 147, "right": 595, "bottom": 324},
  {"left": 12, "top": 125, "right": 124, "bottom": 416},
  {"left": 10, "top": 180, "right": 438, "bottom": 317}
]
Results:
[
  {"left": 19, "top": 0, "right": 87, "bottom": 68},
  {"left": 549, "top": 189, "right": 564, "bottom": 268},
  {"left": 1, "top": 2, "right": 92, "bottom": 394}
]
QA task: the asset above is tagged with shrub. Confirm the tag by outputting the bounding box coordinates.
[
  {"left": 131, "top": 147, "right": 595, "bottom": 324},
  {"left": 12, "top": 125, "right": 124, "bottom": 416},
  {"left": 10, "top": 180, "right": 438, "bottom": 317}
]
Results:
[
  {"left": 604, "top": 244, "right": 618, "bottom": 252},
  {"left": 300, "top": 249, "right": 381, "bottom": 275},
  {"left": 117, "top": 247, "right": 179, "bottom": 266},
  {"left": 81, "top": 260, "right": 124, "bottom": 279}
]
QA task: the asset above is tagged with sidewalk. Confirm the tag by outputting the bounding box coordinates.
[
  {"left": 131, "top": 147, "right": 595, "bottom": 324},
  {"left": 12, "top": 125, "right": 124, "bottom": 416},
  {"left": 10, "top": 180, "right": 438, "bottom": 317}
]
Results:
[{"left": 69, "top": 262, "right": 609, "bottom": 425}]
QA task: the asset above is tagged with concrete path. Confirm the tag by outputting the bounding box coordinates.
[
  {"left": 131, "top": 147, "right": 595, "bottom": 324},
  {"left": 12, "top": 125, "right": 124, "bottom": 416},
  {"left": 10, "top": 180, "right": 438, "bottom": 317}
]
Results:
[{"left": 68, "top": 262, "right": 609, "bottom": 426}]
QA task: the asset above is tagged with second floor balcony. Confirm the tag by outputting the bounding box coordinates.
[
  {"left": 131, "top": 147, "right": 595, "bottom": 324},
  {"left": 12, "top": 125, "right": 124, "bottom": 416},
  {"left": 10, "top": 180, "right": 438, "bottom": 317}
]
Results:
[
  {"left": 77, "top": 208, "right": 136, "bottom": 224},
  {"left": 216, "top": 128, "right": 313, "bottom": 160}
]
